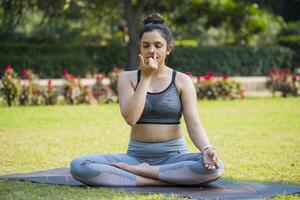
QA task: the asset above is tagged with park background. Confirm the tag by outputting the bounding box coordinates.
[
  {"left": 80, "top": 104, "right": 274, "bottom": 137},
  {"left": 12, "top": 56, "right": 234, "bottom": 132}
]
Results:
[{"left": 0, "top": 0, "right": 300, "bottom": 199}]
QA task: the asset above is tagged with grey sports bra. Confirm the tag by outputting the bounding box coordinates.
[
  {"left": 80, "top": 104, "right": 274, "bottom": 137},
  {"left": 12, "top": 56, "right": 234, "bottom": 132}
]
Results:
[{"left": 135, "top": 69, "right": 183, "bottom": 124}]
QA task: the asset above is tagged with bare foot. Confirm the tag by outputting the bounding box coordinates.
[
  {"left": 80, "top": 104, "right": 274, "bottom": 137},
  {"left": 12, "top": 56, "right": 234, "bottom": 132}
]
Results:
[{"left": 111, "top": 162, "right": 159, "bottom": 179}]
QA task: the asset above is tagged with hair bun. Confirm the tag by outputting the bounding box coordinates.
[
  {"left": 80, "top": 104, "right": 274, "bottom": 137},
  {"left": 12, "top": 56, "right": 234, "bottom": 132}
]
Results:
[{"left": 143, "top": 13, "right": 164, "bottom": 25}]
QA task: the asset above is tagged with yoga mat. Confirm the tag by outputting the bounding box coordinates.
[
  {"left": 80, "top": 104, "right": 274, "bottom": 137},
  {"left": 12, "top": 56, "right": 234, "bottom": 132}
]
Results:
[{"left": 1, "top": 167, "right": 300, "bottom": 199}]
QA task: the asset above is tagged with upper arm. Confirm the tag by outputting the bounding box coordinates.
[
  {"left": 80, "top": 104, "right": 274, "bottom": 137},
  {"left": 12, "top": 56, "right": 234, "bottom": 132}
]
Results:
[
  {"left": 117, "top": 71, "right": 135, "bottom": 116},
  {"left": 178, "top": 73, "right": 201, "bottom": 128}
]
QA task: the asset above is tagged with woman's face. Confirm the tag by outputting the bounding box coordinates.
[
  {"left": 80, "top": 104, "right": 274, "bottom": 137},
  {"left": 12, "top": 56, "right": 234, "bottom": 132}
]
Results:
[{"left": 140, "top": 30, "right": 172, "bottom": 65}]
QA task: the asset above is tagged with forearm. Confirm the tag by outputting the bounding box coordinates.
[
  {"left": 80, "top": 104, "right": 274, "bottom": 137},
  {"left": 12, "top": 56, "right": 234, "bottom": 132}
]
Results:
[
  {"left": 188, "top": 124, "right": 211, "bottom": 152},
  {"left": 122, "top": 78, "right": 150, "bottom": 125}
]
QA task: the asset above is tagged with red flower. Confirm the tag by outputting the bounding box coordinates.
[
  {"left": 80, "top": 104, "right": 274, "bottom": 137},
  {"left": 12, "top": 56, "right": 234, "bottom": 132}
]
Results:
[
  {"left": 63, "top": 69, "right": 68, "bottom": 77},
  {"left": 22, "top": 68, "right": 28, "bottom": 78},
  {"left": 48, "top": 80, "right": 52, "bottom": 92},
  {"left": 292, "top": 76, "right": 297, "bottom": 82},
  {"left": 222, "top": 74, "right": 229, "bottom": 80},
  {"left": 204, "top": 75, "right": 211, "bottom": 81},
  {"left": 284, "top": 68, "right": 290, "bottom": 75},
  {"left": 203, "top": 71, "right": 215, "bottom": 81},
  {"left": 69, "top": 74, "right": 75, "bottom": 80},
  {"left": 184, "top": 72, "right": 192, "bottom": 77},
  {"left": 207, "top": 71, "right": 215, "bottom": 77},
  {"left": 5, "top": 65, "right": 12, "bottom": 73},
  {"left": 96, "top": 73, "right": 104, "bottom": 81}
]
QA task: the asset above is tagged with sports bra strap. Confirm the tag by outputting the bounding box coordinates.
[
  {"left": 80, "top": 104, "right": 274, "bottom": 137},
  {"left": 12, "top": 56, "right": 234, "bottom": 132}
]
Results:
[
  {"left": 135, "top": 69, "right": 176, "bottom": 90},
  {"left": 172, "top": 70, "right": 176, "bottom": 84}
]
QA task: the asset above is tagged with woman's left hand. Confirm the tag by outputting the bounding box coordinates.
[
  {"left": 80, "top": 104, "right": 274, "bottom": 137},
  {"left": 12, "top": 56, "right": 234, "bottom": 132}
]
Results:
[{"left": 202, "top": 148, "right": 220, "bottom": 170}]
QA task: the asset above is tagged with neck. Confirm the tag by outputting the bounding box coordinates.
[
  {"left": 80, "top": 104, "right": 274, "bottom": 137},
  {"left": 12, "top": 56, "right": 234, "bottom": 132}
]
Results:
[{"left": 154, "top": 62, "right": 167, "bottom": 76}]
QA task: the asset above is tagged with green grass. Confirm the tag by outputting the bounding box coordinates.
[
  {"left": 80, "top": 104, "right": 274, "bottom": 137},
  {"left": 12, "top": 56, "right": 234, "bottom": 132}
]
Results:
[{"left": 0, "top": 98, "right": 300, "bottom": 199}]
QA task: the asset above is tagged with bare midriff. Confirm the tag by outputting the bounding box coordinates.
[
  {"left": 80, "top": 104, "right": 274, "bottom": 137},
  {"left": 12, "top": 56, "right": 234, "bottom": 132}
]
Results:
[{"left": 130, "top": 124, "right": 183, "bottom": 142}]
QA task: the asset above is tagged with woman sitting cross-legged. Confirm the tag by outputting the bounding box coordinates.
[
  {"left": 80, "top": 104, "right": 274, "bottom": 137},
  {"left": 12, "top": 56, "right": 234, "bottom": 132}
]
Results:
[{"left": 70, "top": 13, "right": 224, "bottom": 187}]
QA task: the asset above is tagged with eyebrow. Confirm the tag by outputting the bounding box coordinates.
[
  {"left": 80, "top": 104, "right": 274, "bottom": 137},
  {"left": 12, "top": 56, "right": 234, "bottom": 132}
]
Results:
[{"left": 142, "top": 41, "right": 164, "bottom": 44}]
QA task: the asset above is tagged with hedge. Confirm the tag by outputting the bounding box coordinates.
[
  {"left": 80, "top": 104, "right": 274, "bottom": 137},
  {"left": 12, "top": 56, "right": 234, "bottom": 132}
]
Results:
[
  {"left": 0, "top": 43, "right": 295, "bottom": 78},
  {"left": 278, "top": 35, "right": 300, "bottom": 68},
  {"left": 167, "top": 45, "right": 294, "bottom": 76}
]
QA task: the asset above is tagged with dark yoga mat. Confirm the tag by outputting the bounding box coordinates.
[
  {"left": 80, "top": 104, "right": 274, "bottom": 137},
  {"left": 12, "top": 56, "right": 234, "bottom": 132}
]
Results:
[{"left": 1, "top": 167, "right": 300, "bottom": 199}]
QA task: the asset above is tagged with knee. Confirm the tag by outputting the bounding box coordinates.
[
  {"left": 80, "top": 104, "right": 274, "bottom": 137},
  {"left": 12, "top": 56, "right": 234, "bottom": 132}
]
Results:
[
  {"left": 70, "top": 157, "right": 84, "bottom": 177},
  {"left": 70, "top": 157, "right": 103, "bottom": 179}
]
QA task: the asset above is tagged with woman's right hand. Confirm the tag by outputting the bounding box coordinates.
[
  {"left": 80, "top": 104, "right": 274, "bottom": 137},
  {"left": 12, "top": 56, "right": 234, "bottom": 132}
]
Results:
[{"left": 139, "top": 51, "right": 158, "bottom": 79}]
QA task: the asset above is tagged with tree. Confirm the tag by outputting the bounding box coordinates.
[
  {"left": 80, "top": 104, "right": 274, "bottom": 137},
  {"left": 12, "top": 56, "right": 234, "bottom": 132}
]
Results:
[
  {"left": 0, "top": 0, "right": 289, "bottom": 69},
  {"left": 123, "top": 0, "right": 145, "bottom": 70}
]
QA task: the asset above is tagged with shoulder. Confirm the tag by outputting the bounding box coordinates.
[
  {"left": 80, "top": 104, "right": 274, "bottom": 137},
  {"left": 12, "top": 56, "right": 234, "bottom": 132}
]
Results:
[
  {"left": 175, "top": 71, "right": 195, "bottom": 92},
  {"left": 118, "top": 69, "right": 139, "bottom": 82},
  {"left": 118, "top": 69, "right": 139, "bottom": 89},
  {"left": 174, "top": 71, "right": 197, "bottom": 105}
]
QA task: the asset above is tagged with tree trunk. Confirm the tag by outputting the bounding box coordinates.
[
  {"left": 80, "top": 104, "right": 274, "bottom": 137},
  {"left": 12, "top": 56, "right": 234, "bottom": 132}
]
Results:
[{"left": 123, "top": 0, "right": 145, "bottom": 70}]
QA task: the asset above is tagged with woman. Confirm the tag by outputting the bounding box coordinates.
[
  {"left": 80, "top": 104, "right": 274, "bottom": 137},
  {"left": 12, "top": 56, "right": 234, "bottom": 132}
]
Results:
[{"left": 70, "top": 13, "right": 224, "bottom": 186}]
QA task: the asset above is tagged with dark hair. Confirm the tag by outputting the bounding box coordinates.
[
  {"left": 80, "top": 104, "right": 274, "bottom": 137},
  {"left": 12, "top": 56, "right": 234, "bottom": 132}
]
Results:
[{"left": 139, "top": 13, "right": 173, "bottom": 45}]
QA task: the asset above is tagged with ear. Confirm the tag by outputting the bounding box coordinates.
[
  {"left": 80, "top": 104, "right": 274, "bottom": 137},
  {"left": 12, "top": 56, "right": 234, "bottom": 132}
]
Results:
[{"left": 166, "top": 44, "right": 174, "bottom": 55}]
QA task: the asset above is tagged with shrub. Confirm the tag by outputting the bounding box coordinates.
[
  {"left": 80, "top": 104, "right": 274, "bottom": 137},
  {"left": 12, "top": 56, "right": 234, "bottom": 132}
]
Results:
[
  {"left": 0, "top": 66, "right": 19, "bottom": 106},
  {"left": 43, "top": 80, "right": 57, "bottom": 105},
  {"left": 190, "top": 72, "right": 244, "bottom": 100},
  {"left": 62, "top": 70, "right": 82, "bottom": 105},
  {"left": 266, "top": 68, "right": 300, "bottom": 97},
  {"left": 107, "top": 67, "right": 123, "bottom": 95},
  {"left": 19, "top": 69, "right": 45, "bottom": 105},
  {"left": 277, "top": 21, "right": 300, "bottom": 67},
  {"left": 0, "top": 44, "right": 295, "bottom": 77},
  {"left": 92, "top": 73, "right": 118, "bottom": 104},
  {"left": 168, "top": 45, "right": 294, "bottom": 76}
]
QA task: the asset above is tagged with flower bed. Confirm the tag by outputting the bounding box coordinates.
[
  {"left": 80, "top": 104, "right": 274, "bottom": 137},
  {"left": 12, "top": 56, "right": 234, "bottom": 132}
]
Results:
[
  {"left": 266, "top": 68, "right": 300, "bottom": 97},
  {"left": 1, "top": 65, "right": 276, "bottom": 107},
  {"left": 0, "top": 66, "right": 121, "bottom": 106}
]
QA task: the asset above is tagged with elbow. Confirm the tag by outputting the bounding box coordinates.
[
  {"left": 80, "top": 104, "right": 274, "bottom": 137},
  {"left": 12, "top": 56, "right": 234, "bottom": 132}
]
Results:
[
  {"left": 123, "top": 114, "right": 137, "bottom": 126},
  {"left": 125, "top": 118, "right": 137, "bottom": 126},
  {"left": 121, "top": 108, "right": 138, "bottom": 126}
]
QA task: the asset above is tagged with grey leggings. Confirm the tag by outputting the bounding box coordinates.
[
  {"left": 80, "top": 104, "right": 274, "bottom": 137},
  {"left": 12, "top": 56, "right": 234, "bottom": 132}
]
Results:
[{"left": 70, "top": 137, "right": 224, "bottom": 186}]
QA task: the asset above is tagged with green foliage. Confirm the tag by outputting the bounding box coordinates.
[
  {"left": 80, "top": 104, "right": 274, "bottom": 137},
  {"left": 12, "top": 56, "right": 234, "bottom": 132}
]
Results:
[
  {"left": 92, "top": 73, "right": 118, "bottom": 104},
  {"left": 0, "top": 0, "right": 288, "bottom": 47},
  {"left": 168, "top": 45, "right": 294, "bottom": 76},
  {"left": 0, "top": 67, "right": 121, "bottom": 106},
  {"left": 0, "top": 44, "right": 126, "bottom": 78},
  {"left": 277, "top": 21, "right": 300, "bottom": 67},
  {"left": 62, "top": 72, "right": 82, "bottom": 105},
  {"left": 83, "top": 45, "right": 126, "bottom": 73},
  {"left": 0, "top": 66, "right": 19, "bottom": 106},
  {"left": 266, "top": 68, "right": 300, "bottom": 97},
  {"left": 0, "top": 44, "right": 294, "bottom": 77},
  {"left": 43, "top": 80, "right": 57, "bottom": 105},
  {"left": 19, "top": 69, "right": 45, "bottom": 106},
  {"left": 193, "top": 73, "right": 244, "bottom": 100}
]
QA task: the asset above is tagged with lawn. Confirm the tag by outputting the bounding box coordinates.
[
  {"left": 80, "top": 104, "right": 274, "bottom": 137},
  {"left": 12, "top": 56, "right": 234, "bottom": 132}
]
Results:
[{"left": 0, "top": 98, "right": 299, "bottom": 199}]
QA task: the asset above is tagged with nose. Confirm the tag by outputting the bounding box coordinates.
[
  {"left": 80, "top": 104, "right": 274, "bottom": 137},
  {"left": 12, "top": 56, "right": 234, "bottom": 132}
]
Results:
[{"left": 148, "top": 45, "right": 155, "bottom": 53}]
